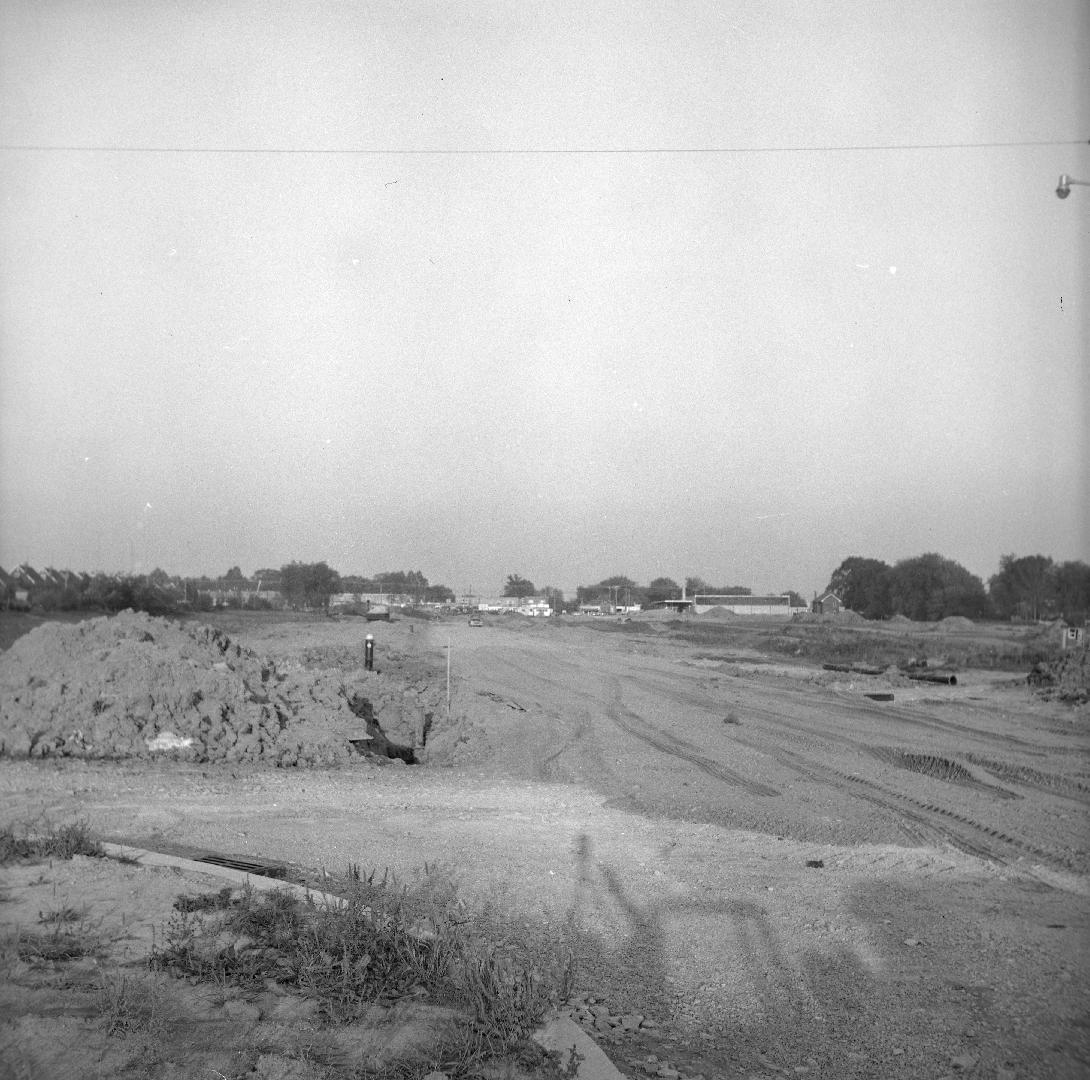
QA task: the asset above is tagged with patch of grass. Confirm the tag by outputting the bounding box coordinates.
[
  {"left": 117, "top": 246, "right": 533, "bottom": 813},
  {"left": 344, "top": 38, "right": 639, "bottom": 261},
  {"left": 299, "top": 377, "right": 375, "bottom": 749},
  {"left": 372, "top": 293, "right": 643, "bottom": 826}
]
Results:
[
  {"left": 97, "top": 968, "right": 169, "bottom": 1039},
  {"left": 151, "top": 865, "right": 574, "bottom": 1079},
  {"left": 38, "top": 905, "right": 82, "bottom": 924},
  {"left": 173, "top": 885, "right": 236, "bottom": 913},
  {"left": 0, "top": 819, "right": 103, "bottom": 864},
  {"left": 16, "top": 923, "right": 97, "bottom": 963}
]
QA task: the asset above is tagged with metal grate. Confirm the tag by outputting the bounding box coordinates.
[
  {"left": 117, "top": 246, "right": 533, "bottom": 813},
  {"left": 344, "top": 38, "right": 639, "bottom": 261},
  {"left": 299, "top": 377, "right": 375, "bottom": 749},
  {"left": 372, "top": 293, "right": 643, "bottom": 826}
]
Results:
[{"left": 195, "top": 854, "right": 288, "bottom": 879}]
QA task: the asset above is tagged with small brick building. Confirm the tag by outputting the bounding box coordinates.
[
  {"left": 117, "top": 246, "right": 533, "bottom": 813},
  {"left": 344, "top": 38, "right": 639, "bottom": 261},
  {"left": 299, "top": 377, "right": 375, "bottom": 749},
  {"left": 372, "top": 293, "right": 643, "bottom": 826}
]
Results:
[{"left": 812, "top": 592, "right": 843, "bottom": 615}]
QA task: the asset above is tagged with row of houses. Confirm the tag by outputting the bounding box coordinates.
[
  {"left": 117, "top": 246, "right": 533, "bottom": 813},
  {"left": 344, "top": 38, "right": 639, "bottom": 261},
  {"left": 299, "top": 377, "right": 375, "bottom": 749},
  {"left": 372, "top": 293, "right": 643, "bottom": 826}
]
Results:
[
  {"left": 0, "top": 564, "right": 281, "bottom": 611},
  {"left": 0, "top": 564, "right": 95, "bottom": 607}
]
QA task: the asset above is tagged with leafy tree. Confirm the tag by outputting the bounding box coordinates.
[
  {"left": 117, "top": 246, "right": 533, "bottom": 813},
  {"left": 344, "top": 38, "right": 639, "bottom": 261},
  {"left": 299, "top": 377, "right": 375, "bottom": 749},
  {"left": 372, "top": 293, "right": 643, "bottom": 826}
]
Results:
[
  {"left": 374, "top": 570, "right": 430, "bottom": 600},
  {"left": 989, "top": 554, "right": 1056, "bottom": 621},
  {"left": 646, "top": 577, "right": 681, "bottom": 603},
  {"left": 425, "top": 584, "right": 455, "bottom": 603},
  {"left": 1054, "top": 560, "right": 1090, "bottom": 623},
  {"left": 575, "top": 576, "right": 638, "bottom": 605},
  {"left": 783, "top": 590, "right": 806, "bottom": 608},
  {"left": 887, "top": 554, "right": 989, "bottom": 621},
  {"left": 280, "top": 561, "right": 341, "bottom": 611},
  {"left": 339, "top": 575, "right": 376, "bottom": 593},
  {"left": 503, "top": 573, "right": 536, "bottom": 597},
  {"left": 825, "top": 556, "right": 893, "bottom": 618},
  {"left": 601, "top": 575, "right": 638, "bottom": 606},
  {"left": 541, "top": 586, "right": 565, "bottom": 612},
  {"left": 599, "top": 575, "right": 637, "bottom": 589},
  {"left": 223, "top": 566, "right": 247, "bottom": 583}
]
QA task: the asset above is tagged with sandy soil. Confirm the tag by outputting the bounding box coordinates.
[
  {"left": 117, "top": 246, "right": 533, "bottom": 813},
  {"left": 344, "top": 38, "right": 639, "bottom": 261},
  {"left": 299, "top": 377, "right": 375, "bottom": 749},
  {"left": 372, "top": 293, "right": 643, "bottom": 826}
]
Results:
[
  {"left": 1, "top": 611, "right": 1088, "bottom": 1079},
  {"left": 0, "top": 852, "right": 481, "bottom": 1079}
]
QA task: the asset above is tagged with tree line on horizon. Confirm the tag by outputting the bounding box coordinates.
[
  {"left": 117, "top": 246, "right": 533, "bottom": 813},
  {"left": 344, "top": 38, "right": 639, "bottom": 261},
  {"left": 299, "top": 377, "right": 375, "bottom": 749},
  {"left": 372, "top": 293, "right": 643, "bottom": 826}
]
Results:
[
  {"left": 2, "top": 562, "right": 457, "bottom": 615},
  {"left": 825, "top": 553, "right": 1090, "bottom": 623},
  {"left": 6, "top": 553, "right": 1088, "bottom": 624}
]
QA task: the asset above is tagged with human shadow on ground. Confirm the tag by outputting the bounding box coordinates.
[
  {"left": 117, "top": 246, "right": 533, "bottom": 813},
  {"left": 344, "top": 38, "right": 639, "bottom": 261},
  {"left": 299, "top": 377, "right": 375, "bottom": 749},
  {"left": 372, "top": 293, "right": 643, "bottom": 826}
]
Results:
[
  {"left": 561, "top": 840, "right": 1088, "bottom": 1078},
  {"left": 564, "top": 831, "right": 878, "bottom": 1074}
]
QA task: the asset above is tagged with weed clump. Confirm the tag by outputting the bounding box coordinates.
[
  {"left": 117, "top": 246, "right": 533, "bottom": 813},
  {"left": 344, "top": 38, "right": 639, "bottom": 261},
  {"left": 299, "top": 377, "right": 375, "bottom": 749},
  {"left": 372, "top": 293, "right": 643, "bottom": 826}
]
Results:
[
  {"left": 172, "top": 885, "right": 235, "bottom": 913},
  {"left": 151, "top": 867, "right": 573, "bottom": 1077},
  {"left": 0, "top": 819, "right": 103, "bottom": 864},
  {"left": 16, "top": 922, "right": 97, "bottom": 963},
  {"left": 97, "top": 969, "right": 169, "bottom": 1039}
]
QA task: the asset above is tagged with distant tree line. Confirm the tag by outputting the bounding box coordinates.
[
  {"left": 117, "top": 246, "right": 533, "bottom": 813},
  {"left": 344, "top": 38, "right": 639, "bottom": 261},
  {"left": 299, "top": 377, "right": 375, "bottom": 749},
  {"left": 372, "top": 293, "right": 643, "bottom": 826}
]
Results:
[
  {"left": 825, "top": 553, "right": 1090, "bottom": 623},
  {"left": 7, "top": 562, "right": 456, "bottom": 616},
  {"left": 277, "top": 564, "right": 454, "bottom": 610}
]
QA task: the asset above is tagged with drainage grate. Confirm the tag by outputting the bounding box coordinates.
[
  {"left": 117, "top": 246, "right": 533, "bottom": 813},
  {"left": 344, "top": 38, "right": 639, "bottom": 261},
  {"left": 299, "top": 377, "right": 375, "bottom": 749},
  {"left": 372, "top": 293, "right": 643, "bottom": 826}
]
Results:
[{"left": 195, "top": 854, "right": 289, "bottom": 879}]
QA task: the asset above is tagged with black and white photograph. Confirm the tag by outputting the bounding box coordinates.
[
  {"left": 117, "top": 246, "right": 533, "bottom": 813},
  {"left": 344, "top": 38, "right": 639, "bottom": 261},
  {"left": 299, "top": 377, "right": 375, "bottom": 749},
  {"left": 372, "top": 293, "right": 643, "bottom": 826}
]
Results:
[{"left": 1, "top": 3, "right": 1087, "bottom": 1078}]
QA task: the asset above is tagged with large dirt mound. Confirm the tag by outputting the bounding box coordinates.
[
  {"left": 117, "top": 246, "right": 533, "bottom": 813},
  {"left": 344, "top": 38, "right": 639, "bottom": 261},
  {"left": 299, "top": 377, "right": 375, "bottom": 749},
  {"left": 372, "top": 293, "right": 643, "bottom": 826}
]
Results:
[{"left": 0, "top": 611, "right": 436, "bottom": 765}]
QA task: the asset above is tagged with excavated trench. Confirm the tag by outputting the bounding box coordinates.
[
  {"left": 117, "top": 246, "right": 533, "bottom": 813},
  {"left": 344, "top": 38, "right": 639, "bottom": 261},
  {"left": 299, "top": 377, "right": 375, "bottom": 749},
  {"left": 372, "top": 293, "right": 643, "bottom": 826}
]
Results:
[{"left": 345, "top": 693, "right": 427, "bottom": 764}]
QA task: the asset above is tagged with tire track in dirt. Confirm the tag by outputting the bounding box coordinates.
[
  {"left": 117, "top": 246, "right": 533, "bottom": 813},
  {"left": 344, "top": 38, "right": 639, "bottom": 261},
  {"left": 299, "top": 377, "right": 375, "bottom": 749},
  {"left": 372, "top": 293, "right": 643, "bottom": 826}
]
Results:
[
  {"left": 630, "top": 666, "right": 1042, "bottom": 754},
  {"left": 605, "top": 682, "right": 781, "bottom": 798},
  {"left": 450, "top": 637, "right": 1082, "bottom": 873},
  {"left": 725, "top": 692, "right": 1084, "bottom": 871},
  {"left": 452, "top": 644, "right": 610, "bottom": 783},
  {"left": 469, "top": 647, "right": 779, "bottom": 796},
  {"left": 823, "top": 690, "right": 1045, "bottom": 751},
  {"left": 617, "top": 669, "right": 1081, "bottom": 871},
  {"left": 626, "top": 669, "right": 1050, "bottom": 805},
  {"left": 727, "top": 725, "right": 1081, "bottom": 872},
  {"left": 961, "top": 753, "right": 1090, "bottom": 802},
  {"left": 539, "top": 708, "right": 594, "bottom": 782},
  {"left": 866, "top": 746, "right": 1021, "bottom": 799}
]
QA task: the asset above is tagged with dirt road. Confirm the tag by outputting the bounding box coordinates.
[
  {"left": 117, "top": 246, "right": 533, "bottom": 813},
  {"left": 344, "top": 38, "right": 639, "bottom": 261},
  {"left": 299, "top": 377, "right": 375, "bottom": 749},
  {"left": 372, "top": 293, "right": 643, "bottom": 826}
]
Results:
[
  {"left": 432, "top": 618, "right": 1087, "bottom": 873},
  {"left": 2, "top": 613, "right": 1088, "bottom": 1078}
]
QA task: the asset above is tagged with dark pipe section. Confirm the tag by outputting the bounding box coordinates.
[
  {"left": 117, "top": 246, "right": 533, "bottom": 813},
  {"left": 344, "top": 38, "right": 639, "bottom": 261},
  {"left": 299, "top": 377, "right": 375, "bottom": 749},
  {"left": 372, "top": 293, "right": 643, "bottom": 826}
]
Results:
[{"left": 906, "top": 672, "right": 958, "bottom": 686}]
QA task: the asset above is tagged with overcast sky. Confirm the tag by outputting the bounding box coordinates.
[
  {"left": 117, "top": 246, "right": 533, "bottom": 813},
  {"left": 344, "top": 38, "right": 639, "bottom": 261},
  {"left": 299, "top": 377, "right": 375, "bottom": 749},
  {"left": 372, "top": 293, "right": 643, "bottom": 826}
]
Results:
[{"left": 1, "top": 0, "right": 1087, "bottom": 598}]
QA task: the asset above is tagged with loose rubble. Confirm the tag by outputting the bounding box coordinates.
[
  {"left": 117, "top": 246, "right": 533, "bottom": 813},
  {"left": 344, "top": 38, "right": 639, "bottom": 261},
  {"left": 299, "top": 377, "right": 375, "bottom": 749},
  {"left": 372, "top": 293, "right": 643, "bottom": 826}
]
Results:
[
  {"left": 563, "top": 994, "right": 716, "bottom": 1080},
  {"left": 0, "top": 610, "right": 441, "bottom": 766},
  {"left": 1027, "top": 642, "right": 1090, "bottom": 704}
]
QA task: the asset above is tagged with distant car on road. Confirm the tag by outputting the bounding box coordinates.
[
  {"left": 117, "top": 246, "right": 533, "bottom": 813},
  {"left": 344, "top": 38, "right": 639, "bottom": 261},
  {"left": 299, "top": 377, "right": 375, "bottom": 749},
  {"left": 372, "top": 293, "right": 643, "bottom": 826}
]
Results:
[{"left": 468, "top": 616, "right": 483, "bottom": 626}]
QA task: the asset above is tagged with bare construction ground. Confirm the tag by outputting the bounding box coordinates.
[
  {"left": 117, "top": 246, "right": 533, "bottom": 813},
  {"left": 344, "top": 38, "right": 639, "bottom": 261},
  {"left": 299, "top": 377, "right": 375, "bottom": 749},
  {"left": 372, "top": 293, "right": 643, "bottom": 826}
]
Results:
[{"left": 2, "top": 610, "right": 1088, "bottom": 1079}]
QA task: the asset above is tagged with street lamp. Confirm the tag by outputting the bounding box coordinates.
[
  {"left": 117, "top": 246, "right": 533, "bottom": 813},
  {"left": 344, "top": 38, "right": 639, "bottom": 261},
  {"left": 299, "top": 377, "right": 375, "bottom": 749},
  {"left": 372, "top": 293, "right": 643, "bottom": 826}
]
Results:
[{"left": 1056, "top": 174, "right": 1090, "bottom": 199}]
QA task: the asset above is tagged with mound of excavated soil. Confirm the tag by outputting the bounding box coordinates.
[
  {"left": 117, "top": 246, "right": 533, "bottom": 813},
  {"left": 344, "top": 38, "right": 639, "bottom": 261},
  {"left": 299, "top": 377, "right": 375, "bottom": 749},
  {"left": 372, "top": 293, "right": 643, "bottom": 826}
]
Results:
[
  {"left": 0, "top": 611, "right": 438, "bottom": 766},
  {"left": 939, "top": 615, "right": 976, "bottom": 630},
  {"left": 1028, "top": 643, "right": 1090, "bottom": 705}
]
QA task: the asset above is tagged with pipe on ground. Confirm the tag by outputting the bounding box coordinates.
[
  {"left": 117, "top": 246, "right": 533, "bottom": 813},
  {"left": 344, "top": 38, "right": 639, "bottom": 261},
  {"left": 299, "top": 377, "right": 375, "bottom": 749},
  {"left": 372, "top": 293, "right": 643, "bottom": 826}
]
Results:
[{"left": 907, "top": 672, "right": 958, "bottom": 686}]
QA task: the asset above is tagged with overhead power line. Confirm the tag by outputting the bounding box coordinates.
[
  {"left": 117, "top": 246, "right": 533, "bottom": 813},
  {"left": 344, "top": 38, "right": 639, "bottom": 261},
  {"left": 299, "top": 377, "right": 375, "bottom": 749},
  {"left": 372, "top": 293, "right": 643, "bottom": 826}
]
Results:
[{"left": 0, "top": 138, "right": 1087, "bottom": 155}]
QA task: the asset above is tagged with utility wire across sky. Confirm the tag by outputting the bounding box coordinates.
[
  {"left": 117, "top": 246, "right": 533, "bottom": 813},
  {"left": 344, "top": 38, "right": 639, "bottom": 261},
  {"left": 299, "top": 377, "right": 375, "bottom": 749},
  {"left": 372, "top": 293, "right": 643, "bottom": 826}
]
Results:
[{"left": 1, "top": 138, "right": 1087, "bottom": 155}]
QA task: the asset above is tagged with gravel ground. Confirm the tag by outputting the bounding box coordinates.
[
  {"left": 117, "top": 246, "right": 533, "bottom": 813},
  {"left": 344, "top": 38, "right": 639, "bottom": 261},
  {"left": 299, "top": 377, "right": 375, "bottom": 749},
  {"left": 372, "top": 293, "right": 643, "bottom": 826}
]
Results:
[{"left": 2, "top": 611, "right": 1088, "bottom": 1079}]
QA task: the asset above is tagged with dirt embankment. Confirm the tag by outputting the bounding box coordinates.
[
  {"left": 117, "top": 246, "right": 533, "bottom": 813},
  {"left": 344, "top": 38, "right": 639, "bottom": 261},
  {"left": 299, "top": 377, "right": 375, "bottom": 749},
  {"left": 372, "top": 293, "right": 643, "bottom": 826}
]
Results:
[
  {"left": 0, "top": 611, "right": 443, "bottom": 766},
  {"left": 1029, "top": 643, "right": 1090, "bottom": 704}
]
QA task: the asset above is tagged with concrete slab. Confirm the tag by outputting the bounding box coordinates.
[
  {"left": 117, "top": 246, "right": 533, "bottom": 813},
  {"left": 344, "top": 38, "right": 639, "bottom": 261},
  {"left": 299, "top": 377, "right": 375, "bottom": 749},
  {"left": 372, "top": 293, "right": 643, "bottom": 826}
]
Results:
[{"left": 534, "top": 1014, "right": 626, "bottom": 1080}]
